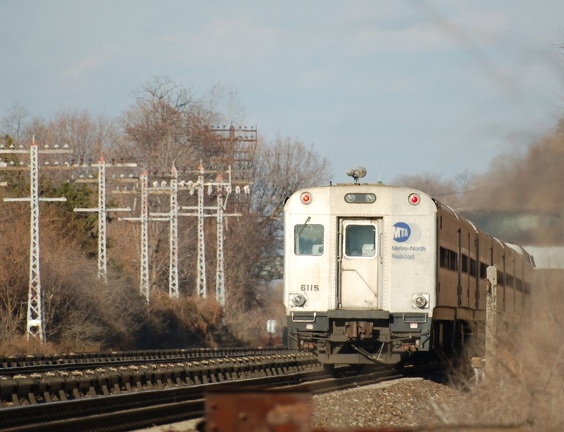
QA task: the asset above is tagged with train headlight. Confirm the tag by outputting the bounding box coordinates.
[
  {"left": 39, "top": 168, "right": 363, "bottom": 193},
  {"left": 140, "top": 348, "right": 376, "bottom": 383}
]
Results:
[
  {"left": 344, "top": 193, "right": 376, "bottom": 203},
  {"left": 412, "top": 293, "right": 429, "bottom": 309},
  {"left": 290, "top": 293, "right": 307, "bottom": 307}
]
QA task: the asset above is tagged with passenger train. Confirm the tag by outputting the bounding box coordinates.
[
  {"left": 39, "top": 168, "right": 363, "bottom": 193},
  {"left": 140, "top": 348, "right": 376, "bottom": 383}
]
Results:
[{"left": 283, "top": 169, "right": 534, "bottom": 365}]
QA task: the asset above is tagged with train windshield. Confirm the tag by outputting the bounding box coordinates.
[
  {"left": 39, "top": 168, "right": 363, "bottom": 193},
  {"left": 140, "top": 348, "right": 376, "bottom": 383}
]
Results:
[
  {"left": 344, "top": 224, "right": 376, "bottom": 257},
  {"left": 294, "top": 224, "right": 324, "bottom": 256}
]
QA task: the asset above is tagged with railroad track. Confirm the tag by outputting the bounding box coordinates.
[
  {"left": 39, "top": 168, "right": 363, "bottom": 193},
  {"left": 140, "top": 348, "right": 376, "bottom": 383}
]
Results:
[
  {"left": 0, "top": 353, "right": 445, "bottom": 432},
  {"left": 0, "top": 347, "right": 289, "bottom": 376}
]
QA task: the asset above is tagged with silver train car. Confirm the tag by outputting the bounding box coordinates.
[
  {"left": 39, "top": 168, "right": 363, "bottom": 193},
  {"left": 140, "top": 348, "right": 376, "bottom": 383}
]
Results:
[{"left": 283, "top": 174, "right": 534, "bottom": 365}]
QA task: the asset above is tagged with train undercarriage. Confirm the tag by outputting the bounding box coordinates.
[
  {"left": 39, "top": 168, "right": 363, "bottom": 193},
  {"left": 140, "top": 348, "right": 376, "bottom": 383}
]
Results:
[{"left": 286, "top": 311, "right": 478, "bottom": 367}]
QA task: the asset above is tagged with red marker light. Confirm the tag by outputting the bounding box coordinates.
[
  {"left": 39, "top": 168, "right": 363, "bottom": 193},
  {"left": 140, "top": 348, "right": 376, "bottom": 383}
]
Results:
[
  {"left": 300, "top": 192, "right": 313, "bottom": 205},
  {"left": 408, "top": 193, "right": 421, "bottom": 206}
]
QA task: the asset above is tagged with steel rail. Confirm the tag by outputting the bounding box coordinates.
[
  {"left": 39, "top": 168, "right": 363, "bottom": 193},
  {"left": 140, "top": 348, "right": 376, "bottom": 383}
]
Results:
[
  {"left": 0, "top": 347, "right": 291, "bottom": 376},
  {"left": 0, "top": 360, "right": 445, "bottom": 431}
]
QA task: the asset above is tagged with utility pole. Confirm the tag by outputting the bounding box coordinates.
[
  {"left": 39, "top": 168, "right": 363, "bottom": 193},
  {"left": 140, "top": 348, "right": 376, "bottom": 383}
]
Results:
[
  {"left": 181, "top": 163, "right": 246, "bottom": 306},
  {"left": 0, "top": 139, "right": 72, "bottom": 343},
  {"left": 118, "top": 170, "right": 152, "bottom": 302},
  {"left": 73, "top": 155, "right": 136, "bottom": 283},
  {"left": 142, "top": 165, "right": 181, "bottom": 299},
  {"left": 213, "top": 170, "right": 244, "bottom": 306},
  {"left": 169, "top": 165, "right": 179, "bottom": 299},
  {"left": 210, "top": 124, "right": 257, "bottom": 183},
  {"left": 121, "top": 163, "right": 245, "bottom": 304},
  {"left": 216, "top": 184, "right": 226, "bottom": 305},
  {"left": 119, "top": 168, "right": 181, "bottom": 302},
  {"left": 196, "top": 161, "right": 207, "bottom": 298},
  {"left": 207, "top": 125, "right": 255, "bottom": 303}
]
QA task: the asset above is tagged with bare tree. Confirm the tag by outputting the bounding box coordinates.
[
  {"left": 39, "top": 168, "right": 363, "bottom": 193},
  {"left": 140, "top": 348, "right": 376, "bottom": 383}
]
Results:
[
  {"left": 116, "top": 77, "right": 252, "bottom": 173},
  {"left": 196, "top": 83, "right": 248, "bottom": 127},
  {"left": 1, "top": 103, "right": 29, "bottom": 144},
  {"left": 0, "top": 206, "right": 29, "bottom": 342},
  {"left": 117, "top": 76, "right": 203, "bottom": 174},
  {"left": 2, "top": 108, "right": 118, "bottom": 166},
  {"left": 47, "top": 110, "right": 119, "bottom": 157},
  {"left": 251, "top": 133, "right": 332, "bottom": 219}
]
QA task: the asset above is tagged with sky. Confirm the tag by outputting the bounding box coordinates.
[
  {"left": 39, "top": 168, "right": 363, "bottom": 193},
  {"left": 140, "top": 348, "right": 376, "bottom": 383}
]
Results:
[{"left": 1, "top": 1, "right": 564, "bottom": 184}]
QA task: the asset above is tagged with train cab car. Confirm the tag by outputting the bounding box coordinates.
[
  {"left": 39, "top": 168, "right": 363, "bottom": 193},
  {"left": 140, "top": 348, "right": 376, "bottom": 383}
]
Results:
[{"left": 283, "top": 175, "right": 534, "bottom": 366}]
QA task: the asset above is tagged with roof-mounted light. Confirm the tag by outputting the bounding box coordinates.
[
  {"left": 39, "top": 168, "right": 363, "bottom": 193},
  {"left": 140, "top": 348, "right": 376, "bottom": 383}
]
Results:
[
  {"left": 300, "top": 191, "right": 313, "bottom": 205},
  {"left": 408, "top": 193, "right": 421, "bottom": 206}
]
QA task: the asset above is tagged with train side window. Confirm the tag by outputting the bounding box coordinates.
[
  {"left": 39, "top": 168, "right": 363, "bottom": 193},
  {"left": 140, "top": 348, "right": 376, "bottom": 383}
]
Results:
[
  {"left": 461, "top": 254, "right": 468, "bottom": 273},
  {"left": 479, "top": 262, "right": 488, "bottom": 279},
  {"left": 439, "top": 247, "right": 457, "bottom": 271},
  {"left": 469, "top": 258, "right": 477, "bottom": 277},
  {"left": 294, "top": 224, "right": 324, "bottom": 256},
  {"left": 345, "top": 225, "right": 376, "bottom": 257}
]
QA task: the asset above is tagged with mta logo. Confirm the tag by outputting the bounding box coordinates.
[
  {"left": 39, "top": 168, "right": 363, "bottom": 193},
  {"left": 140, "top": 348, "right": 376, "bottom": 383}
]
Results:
[{"left": 393, "top": 222, "right": 411, "bottom": 242}]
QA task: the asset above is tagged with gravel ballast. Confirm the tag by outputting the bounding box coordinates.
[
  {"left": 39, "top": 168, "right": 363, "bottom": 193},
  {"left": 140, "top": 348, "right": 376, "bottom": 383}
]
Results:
[{"left": 313, "top": 377, "right": 460, "bottom": 429}]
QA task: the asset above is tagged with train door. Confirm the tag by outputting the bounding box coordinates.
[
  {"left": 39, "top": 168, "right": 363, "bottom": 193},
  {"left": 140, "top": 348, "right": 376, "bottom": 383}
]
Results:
[{"left": 338, "top": 219, "right": 381, "bottom": 309}]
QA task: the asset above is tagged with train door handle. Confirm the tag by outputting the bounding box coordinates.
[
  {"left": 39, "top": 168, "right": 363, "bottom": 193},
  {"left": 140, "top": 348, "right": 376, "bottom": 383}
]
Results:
[{"left": 291, "top": 312, "right": 317, "bottom": 323}]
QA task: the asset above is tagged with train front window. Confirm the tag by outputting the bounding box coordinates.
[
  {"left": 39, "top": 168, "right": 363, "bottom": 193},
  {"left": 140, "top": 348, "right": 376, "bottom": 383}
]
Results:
[
  {"left": 294, "top": 224, "right": 324, "bottom": 256},
  {"left": 345, "top": 224, "right": 376, "bottom": 257}
]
